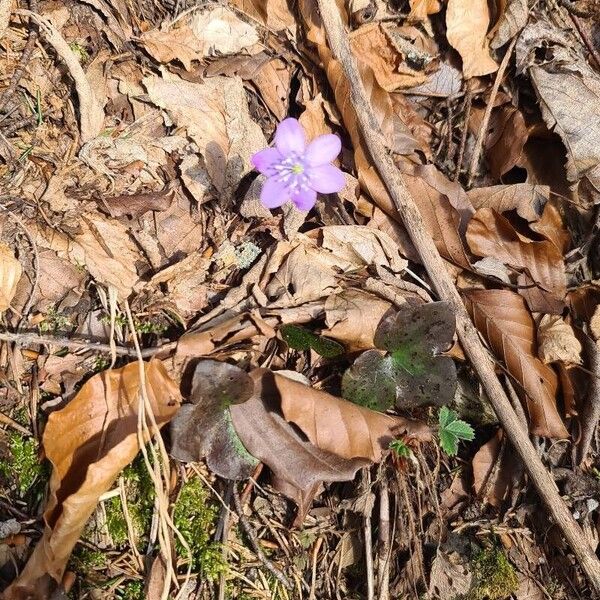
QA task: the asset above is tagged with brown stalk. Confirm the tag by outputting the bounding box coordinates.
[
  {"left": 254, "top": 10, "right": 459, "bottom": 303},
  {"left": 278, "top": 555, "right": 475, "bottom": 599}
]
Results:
[
  {"left": 314, "top": 0, "right": 600, "bottom": 593},
  {"left": 466, "top": 37, "right": 517, "bottom": 188}
]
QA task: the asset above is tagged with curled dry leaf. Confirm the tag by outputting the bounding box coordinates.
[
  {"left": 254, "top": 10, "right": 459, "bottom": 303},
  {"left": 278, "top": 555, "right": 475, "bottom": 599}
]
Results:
[
  {"left": 271, "top": 370, "right": 432, "bottom": 462},
  {"left": 231, "top": 369, "right": 370, "bottom": 521},
  {"left": 324, "top": 289, "right": 395, "bottom": 352},
  {"left": 408, "top": 0, "right": 442, "bottom": 22},
  {"left": 516, "top": 21, "right": 600, "bottom": 184},
  {"left": 144, "top": 74, "right": 266, "bottom": 198},
  {"left": 33, "top": 213, "right": 143, "bottom": 300},
  {"left": 349, "top": 23, "right": 428, "bottom": 91},
  {"left": 466, "top": 208, "right": 566, "bottom": 311},
  {"left": 0, "top": 243, "right": 22, "bottom": 312},
  {"left": 472, "top": 430, "right": 521, "bottom": 507},
  {"left": 538, "top": 315, "right": 582, "bottom": 365},
  {"left": 102, "top": 188, "right": 175, "bottom": 218},
  {"left": 490, "top": 0, "right": 529, "bottom": 49},
  {"left": 467, "top": 183, "right": 549, "bottom": 223},
  {"left": 445, "top": 0, "right": 498, "bottom": 78},
  {"left": 464, "top": 289, "right": 568, "bottom": 438},
  {"left": 3, "top": 360, "right": 180, "bottom": 599},
  {"left": 170, "top": 361, "right": 259, "bottom": 479}
]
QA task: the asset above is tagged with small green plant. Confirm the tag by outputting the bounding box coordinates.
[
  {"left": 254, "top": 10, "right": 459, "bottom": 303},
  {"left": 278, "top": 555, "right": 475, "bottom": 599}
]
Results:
[
  {"left": 469, "top": 546, "right": 518, "bottom": 600},
  {"left": 116, "top": 580, "right": 144, "bottom": 600},
  {"left": 69, "top": 547, "right": 106, "bottom": 574},
  {"left": 389, "top": 438, "right": 412, "bottom": 458},
  {"left": 39, "top": 307, "right": 72, "bottom": 333},
  {"left": 68, "top": 41, "right": 89, "bottom": 63},
  {"left": 0, "top": 432, "right": 44, "bottom": 496},
  {"left": 438, "top": 406, "right": 474, "bottom": 456},
  {"left": 173, "top": 477, "right": 227, "bottom": 579}
]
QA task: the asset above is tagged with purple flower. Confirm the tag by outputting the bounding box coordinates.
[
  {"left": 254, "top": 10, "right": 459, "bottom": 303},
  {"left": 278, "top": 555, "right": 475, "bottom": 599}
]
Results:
[{"left": 251, "top": 117, "right": 345, "bottom": 211}]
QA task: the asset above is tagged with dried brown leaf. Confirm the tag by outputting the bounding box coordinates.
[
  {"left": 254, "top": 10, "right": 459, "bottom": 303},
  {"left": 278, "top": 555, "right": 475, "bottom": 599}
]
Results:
[
  {"left": 445, "top": 0, "right": 498, "bottom": 78},
  {"left": 3, "top": 360, "right": 180, "bottom": 599},
  {"left": 517, "top": 21, "right": 600, "bottom": 184},
  {"left": 251, "top": 58, "right": 291, "bottom": 120},
  {"left": 230, "top": 370, "right": 369, "bottom": 521},
  {"left": 349, "top": 23, "right": 428, "bottom": 91},
  {"left": 529, "top": 199, "right": 570, "bottom": 254},
  {"left": 464, "top": 289, "right": 568, "bottom": 438},
  {"left": 491, "top": 0, "right": 528, "bottom": 49},
  {"left": 0, "top": 243, "right": 22, "bottom": 313},
  {"left": 144, "top": 74, "right": 266, "bottom": 198},
  {"left": 273, "top": 372, "right": 431, "bottom": 461},
  {"left": 103, "top": 189, "right": 175, "bottom": 218},
  {"left": 408, "top": 0, "right": 442, "bottom": 22},
  {"left": 139, "top": 25, "right": 204, "bottom": 70},
  {"left": 472, "top": 430, "right": 520, "bottom": 507},
  {"left": 538, "top": 315, "right": 582, "bottom": 365},
  {"left": 230, "top": 0, "right": 296, "bottom": 31},
  {"left": 484, "top": 106, "right": 528, "bottom": 178},
  {"left": 467, "top": 183, "right": 549, "bottom": 222},
  {"left": 466, "top": 208, "right": 566, "bottom": 306}
]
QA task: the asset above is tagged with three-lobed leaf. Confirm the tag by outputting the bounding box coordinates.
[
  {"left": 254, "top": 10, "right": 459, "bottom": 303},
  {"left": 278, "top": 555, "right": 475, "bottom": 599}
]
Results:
[
  {"left": 438, "top": 406, "right": 474, "bottom": 456},
  {"left": 342, "top": 302, "right": 457, "bottom": 411}
]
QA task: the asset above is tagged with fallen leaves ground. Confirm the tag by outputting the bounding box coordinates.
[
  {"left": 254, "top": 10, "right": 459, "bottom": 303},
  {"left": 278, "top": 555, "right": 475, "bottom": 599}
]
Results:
[{"left": 1, "top": 0, "right": 600, "bottom": 598}]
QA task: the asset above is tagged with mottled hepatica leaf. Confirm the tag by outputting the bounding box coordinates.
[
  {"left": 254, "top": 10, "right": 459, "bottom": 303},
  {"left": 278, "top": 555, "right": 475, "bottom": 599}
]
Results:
[
  {"left": 342, "top": 302, "right": 457, "bottom": 411},
  {"left": 170, "top": 360, "right": 259, "bottom": 479},
  {"left": 280, "top": 324, "right": 345, "bottom": 358}
]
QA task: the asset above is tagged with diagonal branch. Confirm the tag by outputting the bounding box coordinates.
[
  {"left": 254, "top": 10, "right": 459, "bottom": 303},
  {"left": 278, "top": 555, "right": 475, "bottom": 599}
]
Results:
[{"left": 314, "top": 0, "right": 600, "bottom": 594}]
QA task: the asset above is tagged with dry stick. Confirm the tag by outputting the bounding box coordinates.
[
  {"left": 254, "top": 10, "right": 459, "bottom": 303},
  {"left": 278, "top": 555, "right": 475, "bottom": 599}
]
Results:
[
  {"left": 452, "top": 86, "right": 472, "bottom": 182},
  {"left": 0, "top": 330, "right": 175, "bottom": 357},
  {"left": 578, "top": 334, "right": 600, "bottom": 464},
  {"left": 376, "top": 470, "right": 390, "bottom": 600},
  {"left": 0, "top": 0, "right": 38, "bottom": 114},
  {"left": 314, "top": 0, "right": 600, "bottom": 593},
  {"left": 465, "top": 37, "right": 517, "bottom": 189},
  {"left": 231, "top": 486, "right": 293, "bottom": 591},
  {"left": 363, "top": 469, "right": 375, "bottom": 600}
]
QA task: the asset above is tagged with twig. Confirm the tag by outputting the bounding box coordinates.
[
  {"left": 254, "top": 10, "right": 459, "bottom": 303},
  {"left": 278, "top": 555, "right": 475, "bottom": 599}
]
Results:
[
  {"left": 376, "top": 469, "right": 390, "bottom": 600},
  {"left": 453, "top": 84, "right": 473, "bottom": 182},
  {"left": 578, "top": 334, "right": 600, "bottom": 464},
  {"left": 0, "top": 410, "right": 32, "bottom": 436},
  {"left": 308, "top": 536, "right": 323, "bottom": 600},
  {"left": 0, "top": 330, "right": 175, "bottom": 357},
  {"left": 566, "top": 10, "right": 600, "bottom": 70},
  {"left": 0, "top": 0, "right": 38, "bottom": 114},
  {"left": 314, "top": 0, "right": 600, "bottom": 593},
  {"left": 363, "top": 469, "right": 375, "bottom": 600},
  {"left": 466, "top": 37, "right": 517, "bottom": 188},
  {"left": 231, "top": 485, "right": 293, "bottom": 591}
]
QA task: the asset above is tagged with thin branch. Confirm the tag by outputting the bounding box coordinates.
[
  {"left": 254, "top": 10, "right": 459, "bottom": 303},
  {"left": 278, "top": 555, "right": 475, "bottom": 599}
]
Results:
[
  {"left": 0, "top": 330, "right": 175, "bottom": 357},
  {"left": 232, "top": 485, "right": 293, "bottom": 591},
  {"left": 466, "top": 37, "right": 517, "bottom": 188},
  {"left": 578, "top": 334, "right": 600, "bottom": 464},
  {"left": 314, "top": 0, "right": 600, "bottom": 593}
]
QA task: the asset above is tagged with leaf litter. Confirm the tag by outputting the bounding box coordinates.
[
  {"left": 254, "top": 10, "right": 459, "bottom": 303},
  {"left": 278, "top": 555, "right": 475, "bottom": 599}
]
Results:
[{"left": 1, "top": 0, "right": 600, "bottom": 598}]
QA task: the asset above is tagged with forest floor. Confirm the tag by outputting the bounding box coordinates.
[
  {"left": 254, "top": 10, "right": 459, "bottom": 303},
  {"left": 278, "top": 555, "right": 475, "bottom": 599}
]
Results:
[{"left": 1, "top": 0, "right": 600, "bottom": 599}]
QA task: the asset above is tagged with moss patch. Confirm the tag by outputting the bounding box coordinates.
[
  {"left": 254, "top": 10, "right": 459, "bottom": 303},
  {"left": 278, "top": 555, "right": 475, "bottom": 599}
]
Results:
[
  {"left": 173, "top": 477, "right": 227, "bottom": 580},
  {"left": 469, "top": 546, "right": 519, "bottom": 600},
  {"left": 0, "top": 432, "right": 45, "bottom": 497},
  {"left": 105, "top": 456, "right": 154, "bottom": 546}
]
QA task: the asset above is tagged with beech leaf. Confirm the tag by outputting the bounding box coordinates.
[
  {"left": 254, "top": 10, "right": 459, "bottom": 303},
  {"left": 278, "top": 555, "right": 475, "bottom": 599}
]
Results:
[
  {"left": 464, "top": 289, "right": 568, "bottom": 438},
  {"left": 4, "top": 360, "right": 180, "bottom": 599},
  {"left": 342, "top": 302, "right": 457, "bottom": 411}
]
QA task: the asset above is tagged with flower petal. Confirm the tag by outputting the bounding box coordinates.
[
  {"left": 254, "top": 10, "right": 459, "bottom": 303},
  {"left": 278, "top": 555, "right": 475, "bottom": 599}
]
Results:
[
  {"left": 305, "top": 134, "right": 341, "bottom": 166},
  {"left": 251, "top": 147, "right": 283, "bottom": 176},
  {"left": 260, "top": 176, "right": 290, "bottom": 209},
  {"left": 275, "top": 118, "right": 306, "bottom": 156},
  {"left": 308, "top": 164, "right": 346, "bottom": 194},
  {"left": 292, "top": 187, "right": 317, "bottom": 211}
]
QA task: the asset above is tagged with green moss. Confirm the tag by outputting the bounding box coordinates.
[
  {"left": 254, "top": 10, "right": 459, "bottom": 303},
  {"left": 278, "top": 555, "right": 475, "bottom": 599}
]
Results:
[
  {"left": 469, "top": 546, "right": 518, "bottom": 600},
  {"left": 0, "top": 432, "right": 44, "bottom": 496},
  {"left": 105, "top": 456, "right": 154, "bottom": 546},
  {"left": 69, "top": 547, "right": 106, "bottom": 574},
  {"left": 173, "top": 477, "right": 227, "bottom": 580},
  {"left": 68, "top": 41, "right": 89, "bottom": 63}
]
